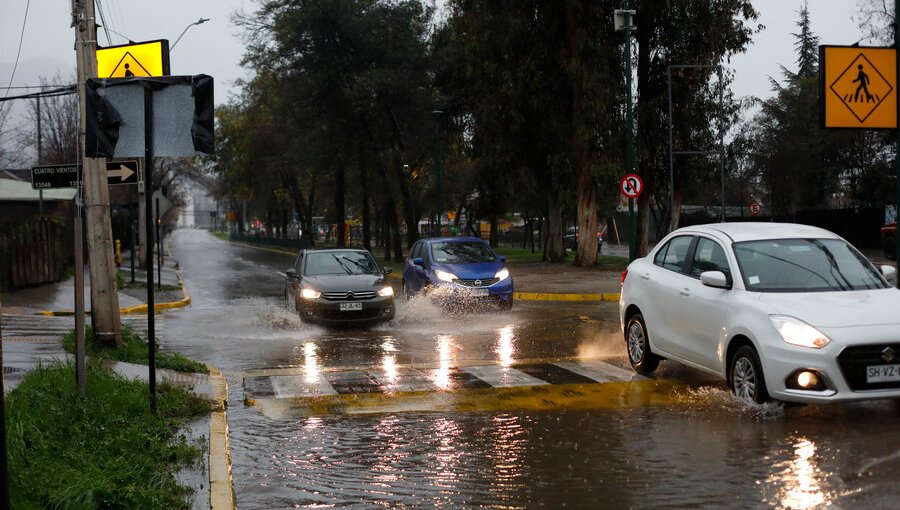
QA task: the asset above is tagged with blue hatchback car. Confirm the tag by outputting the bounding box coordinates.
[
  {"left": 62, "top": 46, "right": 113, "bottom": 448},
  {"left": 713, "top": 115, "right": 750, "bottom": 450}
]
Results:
[{"left": 402, "top": 237, "right": 514, "bottom": 309}]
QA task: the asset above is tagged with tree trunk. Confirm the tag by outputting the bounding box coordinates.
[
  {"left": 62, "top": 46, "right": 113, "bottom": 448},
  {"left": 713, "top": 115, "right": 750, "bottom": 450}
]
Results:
[
  {"left": 545, "top": 191, "right": 565, "bottom": 262},
  {"left": 334, "top": 164, "right": 345, "bottom": 247},
  {"left": 361, "top": 163, "right": 371, "bottom": 251},
  {"left": 489, "top": 214, "right": 498, "bottom": 248}
]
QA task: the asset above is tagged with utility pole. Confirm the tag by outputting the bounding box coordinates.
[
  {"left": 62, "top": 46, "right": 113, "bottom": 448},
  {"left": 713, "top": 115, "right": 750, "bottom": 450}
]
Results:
[
  {"left": 37, "top": 96, "right": 43, "bottom": 216},
  {"left": 616, "top": 2, "right": 636, "bottom": 261},
  {"left": 73, "top": 0, "right": 123, "bottom": 346}
]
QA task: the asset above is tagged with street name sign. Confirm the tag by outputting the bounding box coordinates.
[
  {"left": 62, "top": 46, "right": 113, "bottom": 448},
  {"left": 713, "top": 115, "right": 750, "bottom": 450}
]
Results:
[
  {"left": 31, "top": 160, "right": 139, "bottom": 189},
  {"left": 820, "top": 45, "right": 897, "bottom": 129},
  {"left": 31, "top": 164, "right": 82, "bottom": 189},
  {"left": 96, "top": 40, "right": 170, "bottom": 78}
]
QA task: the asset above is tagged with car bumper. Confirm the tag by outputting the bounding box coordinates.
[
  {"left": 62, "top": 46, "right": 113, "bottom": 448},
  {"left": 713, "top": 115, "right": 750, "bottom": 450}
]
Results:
[
  {"left": 430, "top": 279, "right": 514, "bottom": 305},
  {"left": 761, "top": 337, "right": 900, "bottom": 404},
  {"left": 298, "top": 295, "right": 395, "bottom": 324}
]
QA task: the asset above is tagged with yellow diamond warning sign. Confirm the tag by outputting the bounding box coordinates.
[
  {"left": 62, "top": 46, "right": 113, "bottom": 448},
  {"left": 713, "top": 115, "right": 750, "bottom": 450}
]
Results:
[
  {"left": 96, "top": 40, "right": 170, "bottom": 79},
  {"left": 821, "top": 45, "right": 896, "bottom": 129}
]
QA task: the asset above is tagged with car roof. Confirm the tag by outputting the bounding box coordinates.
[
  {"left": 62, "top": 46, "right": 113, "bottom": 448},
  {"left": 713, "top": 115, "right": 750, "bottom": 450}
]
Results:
[
  {"left": 302, "top": 248, "right": 370, "bottom": 254},
  {"left": 673, "top": 222, "right": 840, "bottom": 243}
]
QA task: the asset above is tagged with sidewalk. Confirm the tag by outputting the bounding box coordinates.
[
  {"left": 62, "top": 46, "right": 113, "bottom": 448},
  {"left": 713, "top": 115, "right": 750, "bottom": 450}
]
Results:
[{"left": 1, "top": 252, "right": 188, "bottom": 316}]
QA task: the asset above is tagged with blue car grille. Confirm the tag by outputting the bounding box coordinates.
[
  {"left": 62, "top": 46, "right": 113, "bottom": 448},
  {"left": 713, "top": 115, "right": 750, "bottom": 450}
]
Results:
[
  {"left": 455, "top": 278, "right": 500, "bottom": 287},
  {"left": 322, "top": 290, "right": 377, "bottom": 300}
]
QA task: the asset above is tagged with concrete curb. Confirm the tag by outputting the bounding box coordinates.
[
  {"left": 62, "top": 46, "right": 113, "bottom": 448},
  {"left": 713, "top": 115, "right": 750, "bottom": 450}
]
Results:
[
  {"left": 37, "top": 271, "right": 192, "bottom": 317},
  {"left": 207, "top": 366, "right": 235, "bottom": 510}
]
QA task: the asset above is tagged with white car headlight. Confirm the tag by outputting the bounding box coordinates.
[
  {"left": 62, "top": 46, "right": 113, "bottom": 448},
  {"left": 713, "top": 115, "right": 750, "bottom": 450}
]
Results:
[
  {"left": 770, "top": 315, "right": 830, "bottom": 349},
  {"left": 435, "top": 269, "right": 458, "bottom": 282},
  {"left": 301, "top": 288, "right": 321, "bottom": 299},
  {"left": 378, "top": 286, "right": 394, "bottom": 297},
  {"left": 495, "top": 268, "right": 509, "bottom": 281}
]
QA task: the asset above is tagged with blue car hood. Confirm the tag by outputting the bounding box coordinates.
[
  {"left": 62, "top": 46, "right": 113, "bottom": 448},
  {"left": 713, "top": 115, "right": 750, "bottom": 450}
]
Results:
[{"left": 432, "top": 260, "right": 503, "bottom": 280}]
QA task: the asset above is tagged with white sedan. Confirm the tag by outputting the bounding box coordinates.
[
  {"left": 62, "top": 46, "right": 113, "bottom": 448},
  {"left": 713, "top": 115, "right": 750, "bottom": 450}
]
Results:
[{"left": 619, "top": 222, "right": 900, "bottom": 404}]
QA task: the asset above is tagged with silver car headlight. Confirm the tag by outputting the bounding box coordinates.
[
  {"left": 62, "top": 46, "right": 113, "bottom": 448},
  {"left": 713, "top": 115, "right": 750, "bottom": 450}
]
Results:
[
  {"left": 495, "top": 268, "right": 509, "bottom": 282},
  {"left": 770, "top": 315, "right": 831, "bottom": 349},
  {"left": 301, "top": 288, "right": 321, "bottom": 299},
  {"left": 435, "top": 269, "right": 458, "bottom": 282},
  {"left": 378, "top": 286, "right": 394, "bottom": 297}
]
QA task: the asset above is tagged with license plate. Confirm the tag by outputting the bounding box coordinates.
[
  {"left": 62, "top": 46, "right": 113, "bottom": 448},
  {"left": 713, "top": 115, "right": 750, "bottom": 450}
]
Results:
[
  {"left": 339, "top": 302, "right": 362, "bottom": 311},
  {"left": 866, "top": 364, "right": 900, "bottom": 383},
  {"left": 469, "top": 288, "right": 490, "bottom": 297}
]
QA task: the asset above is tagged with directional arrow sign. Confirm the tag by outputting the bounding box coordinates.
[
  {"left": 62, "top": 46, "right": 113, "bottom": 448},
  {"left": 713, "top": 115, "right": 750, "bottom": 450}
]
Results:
[{"left": 106, "top": 160, "right": 138, "bottom": 186}]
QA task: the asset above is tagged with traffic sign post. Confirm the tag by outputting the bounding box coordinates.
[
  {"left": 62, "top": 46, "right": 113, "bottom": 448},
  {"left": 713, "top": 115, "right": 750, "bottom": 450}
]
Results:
[
  {"left": 749, "top": 202, "right": 762, "bottom": 216},
  {"left": 620, "top": 174, "right": 643, "bottom": 261}
]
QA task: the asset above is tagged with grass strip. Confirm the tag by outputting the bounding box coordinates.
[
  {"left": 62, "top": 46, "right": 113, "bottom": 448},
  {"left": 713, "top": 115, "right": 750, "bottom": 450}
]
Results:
[
  {"left": 5, "top": 360, "right": 210, "bottom": 509},
  {"left": 62, "top": 325, "right": 209, "bottom": 374}
]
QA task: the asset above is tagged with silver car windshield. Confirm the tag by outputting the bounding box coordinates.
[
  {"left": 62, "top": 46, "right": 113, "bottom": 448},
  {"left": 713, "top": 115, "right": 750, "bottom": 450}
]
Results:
[
  {"left": 304, "top": 251, "right": 380, "bottom": 276},
  {"left": 733, "top": 238, "right": 888, "bottom": 292},
  {"left": 431, "top": 242, "right": 496, "bottom": 263}
]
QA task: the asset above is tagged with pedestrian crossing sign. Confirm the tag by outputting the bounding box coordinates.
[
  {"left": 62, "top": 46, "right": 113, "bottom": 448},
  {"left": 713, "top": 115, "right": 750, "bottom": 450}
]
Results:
[
  {"left": 96, "top": 40, "right": 170, "bottom": 79},
  {"left": 820, "top": 45, "right": 896, "bottom": 129}
]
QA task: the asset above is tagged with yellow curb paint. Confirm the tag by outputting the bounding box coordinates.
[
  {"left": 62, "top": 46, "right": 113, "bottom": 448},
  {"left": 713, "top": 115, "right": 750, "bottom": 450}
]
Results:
[
  {"left": 38, "top": 272, "right": 192, "bottom": 316},
  {"left": 207, "top": 365, "right": 235, "bottom": 510},
  {"left": 2, "top": 337, "right": 60, "bottom": 343},
  {"left": 248, "top": 379, "right": 687, "bottom": 419},
  {"left": 514, "top": 291, "right": 620, "bottom": 302}
]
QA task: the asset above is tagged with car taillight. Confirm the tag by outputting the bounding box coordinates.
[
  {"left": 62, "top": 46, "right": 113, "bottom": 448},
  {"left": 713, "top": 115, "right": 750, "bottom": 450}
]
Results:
[{"left": 621, "top": 269, "right": 628, "bottom": 286}]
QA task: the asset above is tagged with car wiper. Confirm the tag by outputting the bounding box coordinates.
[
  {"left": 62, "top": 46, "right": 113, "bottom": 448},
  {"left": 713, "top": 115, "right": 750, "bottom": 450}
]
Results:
[
  {"left": 808, "top": 240, "right": 851, "bottom": 290},
  {"left": 331, "top": 254, "right": 353, "bottom": 274},
  {"left": 341, "top": 256, "right": 376, "bottom": 274}
]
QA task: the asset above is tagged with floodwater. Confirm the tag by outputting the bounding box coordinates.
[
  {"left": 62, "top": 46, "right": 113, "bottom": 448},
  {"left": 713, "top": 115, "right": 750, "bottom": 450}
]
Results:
[{"left": 163, "top": 230, "right": 900, "bottom": 509}]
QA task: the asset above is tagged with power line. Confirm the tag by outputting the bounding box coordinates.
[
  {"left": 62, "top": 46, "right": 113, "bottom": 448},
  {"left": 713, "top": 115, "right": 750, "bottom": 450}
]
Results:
[
  {"left": 3, "top": 0, "right": 31, "bottom": 100},
  {"left": 0, "top": 86, "right": 77, "bottom": 103}
]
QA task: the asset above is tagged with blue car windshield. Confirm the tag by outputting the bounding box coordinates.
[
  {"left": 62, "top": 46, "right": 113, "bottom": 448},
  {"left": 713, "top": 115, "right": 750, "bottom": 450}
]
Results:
[
  {"left": 431, "top": 241, "right": 496, "bottom": 263},
  {"left": 305, "top": 251, "right": 380, "bottom": 276}
]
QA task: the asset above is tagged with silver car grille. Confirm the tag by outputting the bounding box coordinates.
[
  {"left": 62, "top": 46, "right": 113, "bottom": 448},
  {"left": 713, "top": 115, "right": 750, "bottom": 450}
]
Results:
[
  {"left": 322, "top": 290, "right": 377, "bottom": 300},
  {"left": 456, "top": 278, "right": 500, "bottom": 287}
]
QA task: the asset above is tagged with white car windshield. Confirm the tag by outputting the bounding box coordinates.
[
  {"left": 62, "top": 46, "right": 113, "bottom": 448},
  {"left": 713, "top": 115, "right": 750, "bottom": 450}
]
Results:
[{"left": 734, "top": 238, "right": 888, "bottom": 292}]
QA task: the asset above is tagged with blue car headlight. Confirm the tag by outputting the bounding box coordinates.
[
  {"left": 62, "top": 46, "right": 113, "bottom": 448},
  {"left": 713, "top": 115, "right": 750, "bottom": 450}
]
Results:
[
  {"left": 495, "top": 268, "right": 509, "bottom": 282},
  {"left": 435, "top": 269, "right": 458, "bottom": 282}
]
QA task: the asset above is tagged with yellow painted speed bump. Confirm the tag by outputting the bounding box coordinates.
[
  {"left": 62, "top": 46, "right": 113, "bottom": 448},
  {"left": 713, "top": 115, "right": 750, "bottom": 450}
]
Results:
[{"left": 246, "top": 379, "right": 687, "bottom": 419}]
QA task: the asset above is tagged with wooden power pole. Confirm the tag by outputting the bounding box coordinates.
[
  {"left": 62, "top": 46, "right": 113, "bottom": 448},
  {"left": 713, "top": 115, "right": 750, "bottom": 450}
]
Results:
[{"left": 73, "top": 0, "right": 123, "bottom": 346}]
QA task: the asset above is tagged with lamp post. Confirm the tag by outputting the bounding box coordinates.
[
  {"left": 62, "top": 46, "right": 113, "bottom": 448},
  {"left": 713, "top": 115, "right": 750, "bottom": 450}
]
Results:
[
  {"left": 615, "top": 2, "right": 636, "bottom": 260},
  {"left": 171, "top": 17, "right": 209, "bottom": 51},
  {"left": 432, "top": 110, "right": 445, "bottom": 237}
]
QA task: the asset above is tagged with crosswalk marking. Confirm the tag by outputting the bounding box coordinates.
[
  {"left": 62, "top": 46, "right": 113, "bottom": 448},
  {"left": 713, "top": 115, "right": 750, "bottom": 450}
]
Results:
[
  {"left": 243, "top": 360, "right": 648, "bottom": 402},
  {"left": 1, "top": 314, "right": 161, "bottom": 341},
  {"left": 461, "top": 365, "right": 550, "bottom": 388}
]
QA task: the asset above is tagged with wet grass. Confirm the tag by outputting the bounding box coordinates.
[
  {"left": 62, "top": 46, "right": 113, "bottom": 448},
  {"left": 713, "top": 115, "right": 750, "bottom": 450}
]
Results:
[
  {"left": 5, "top": 360, "right": 210, "bottom": 509},
  {"left": 62, "top": 325, "right": 209, "bottom": 374}
]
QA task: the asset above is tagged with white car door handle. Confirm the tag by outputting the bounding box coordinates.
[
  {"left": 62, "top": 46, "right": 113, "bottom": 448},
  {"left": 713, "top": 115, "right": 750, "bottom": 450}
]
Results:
[
  {"left": 679, "top": 288, "right": 690, "bottom": 296},
  {"left": 641, "top": 272, "right": 650, "bottom": 280}
]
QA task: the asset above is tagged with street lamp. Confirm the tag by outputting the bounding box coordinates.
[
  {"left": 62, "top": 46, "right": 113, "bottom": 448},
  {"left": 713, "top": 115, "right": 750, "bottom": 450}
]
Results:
[
  {"left": 431, "top": 110, "right": 445, "bottom": 237},
  {"left": 171, "top": 17, "right": 210, "bottom": 51},
  {"left": 615, "top": 3, "right": 636, "bottom": 261}
]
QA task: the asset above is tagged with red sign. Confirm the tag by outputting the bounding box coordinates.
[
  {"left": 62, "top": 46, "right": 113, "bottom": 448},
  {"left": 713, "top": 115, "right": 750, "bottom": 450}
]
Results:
[
  {"left": 749, "top": 202, "right": 762, "bottom": 216},
  {"left": 620, "top": 174, "right": 643, "bottom": 199}
]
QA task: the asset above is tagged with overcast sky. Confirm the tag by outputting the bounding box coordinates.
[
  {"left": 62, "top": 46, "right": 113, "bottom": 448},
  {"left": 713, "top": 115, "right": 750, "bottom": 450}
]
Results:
[{"left": 0, "top": 0, "right": 868, "bottom": 138}]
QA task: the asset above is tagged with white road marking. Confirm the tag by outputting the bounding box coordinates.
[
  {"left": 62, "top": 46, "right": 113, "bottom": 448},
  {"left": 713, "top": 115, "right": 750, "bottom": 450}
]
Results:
[
  {"left": 270, "top": 374, "right": 338, "bottom": 398},
  {"left": 554, "top": 360, "right": 647, "bottom": 383},
  {"left": 462, "top": 365, "right": 550, "bottom": 388}
]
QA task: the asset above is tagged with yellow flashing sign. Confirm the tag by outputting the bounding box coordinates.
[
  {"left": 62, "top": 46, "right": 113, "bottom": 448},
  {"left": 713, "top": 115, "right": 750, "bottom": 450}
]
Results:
[
  {"left": 96, "top": 40, "right": 170, "bottom": 79},
  {"left": 821, "top": 45, "right": 896, "bottom": 129}
]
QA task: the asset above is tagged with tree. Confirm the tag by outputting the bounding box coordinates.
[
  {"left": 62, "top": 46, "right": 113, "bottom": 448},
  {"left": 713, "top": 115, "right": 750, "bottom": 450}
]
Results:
[{"left": 633, "top": 0, "right": 760, "bottom": 256}]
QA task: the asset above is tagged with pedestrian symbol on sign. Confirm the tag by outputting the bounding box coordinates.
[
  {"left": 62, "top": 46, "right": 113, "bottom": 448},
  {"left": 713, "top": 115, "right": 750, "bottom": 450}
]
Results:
[{"left": 830, "top": 53, "right": 893, "bottom": 123}]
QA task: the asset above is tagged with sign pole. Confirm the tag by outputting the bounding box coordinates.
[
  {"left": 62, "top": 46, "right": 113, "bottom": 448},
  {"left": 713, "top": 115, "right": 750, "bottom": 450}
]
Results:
[
  {"left": 896, "top": 0, "right": 900, "bottom": 287},
  {"left": 1, "top": 275, "right": 9, "bottom": 510},
  {"left": 143, "top": 87, "right": 157, "bottom": 414}
]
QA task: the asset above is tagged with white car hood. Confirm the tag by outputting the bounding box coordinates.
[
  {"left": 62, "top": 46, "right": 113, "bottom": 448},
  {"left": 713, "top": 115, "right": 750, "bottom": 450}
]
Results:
[{"left": 759, "top": 288, "right": 900, "bottom": 328}]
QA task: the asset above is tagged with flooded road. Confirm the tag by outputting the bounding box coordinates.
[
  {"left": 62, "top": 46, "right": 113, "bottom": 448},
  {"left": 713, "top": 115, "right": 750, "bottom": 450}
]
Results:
[{"left": 164, "top": 230, "right": 900, "bottom": 509}]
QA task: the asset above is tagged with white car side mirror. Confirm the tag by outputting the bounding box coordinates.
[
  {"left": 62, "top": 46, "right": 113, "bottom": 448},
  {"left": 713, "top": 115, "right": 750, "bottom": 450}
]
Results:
[
  {"left": 700, "top": 270, "right": 731, "bottom": 289},
  {"left": 881, "top": 265, "right": 897, "bottom": 286}
]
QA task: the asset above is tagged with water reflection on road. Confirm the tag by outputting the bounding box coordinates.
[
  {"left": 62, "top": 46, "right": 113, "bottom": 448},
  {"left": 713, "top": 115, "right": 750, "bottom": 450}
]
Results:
[{"left": 163, "top": 230, "right": 900, "bottom": 509}]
